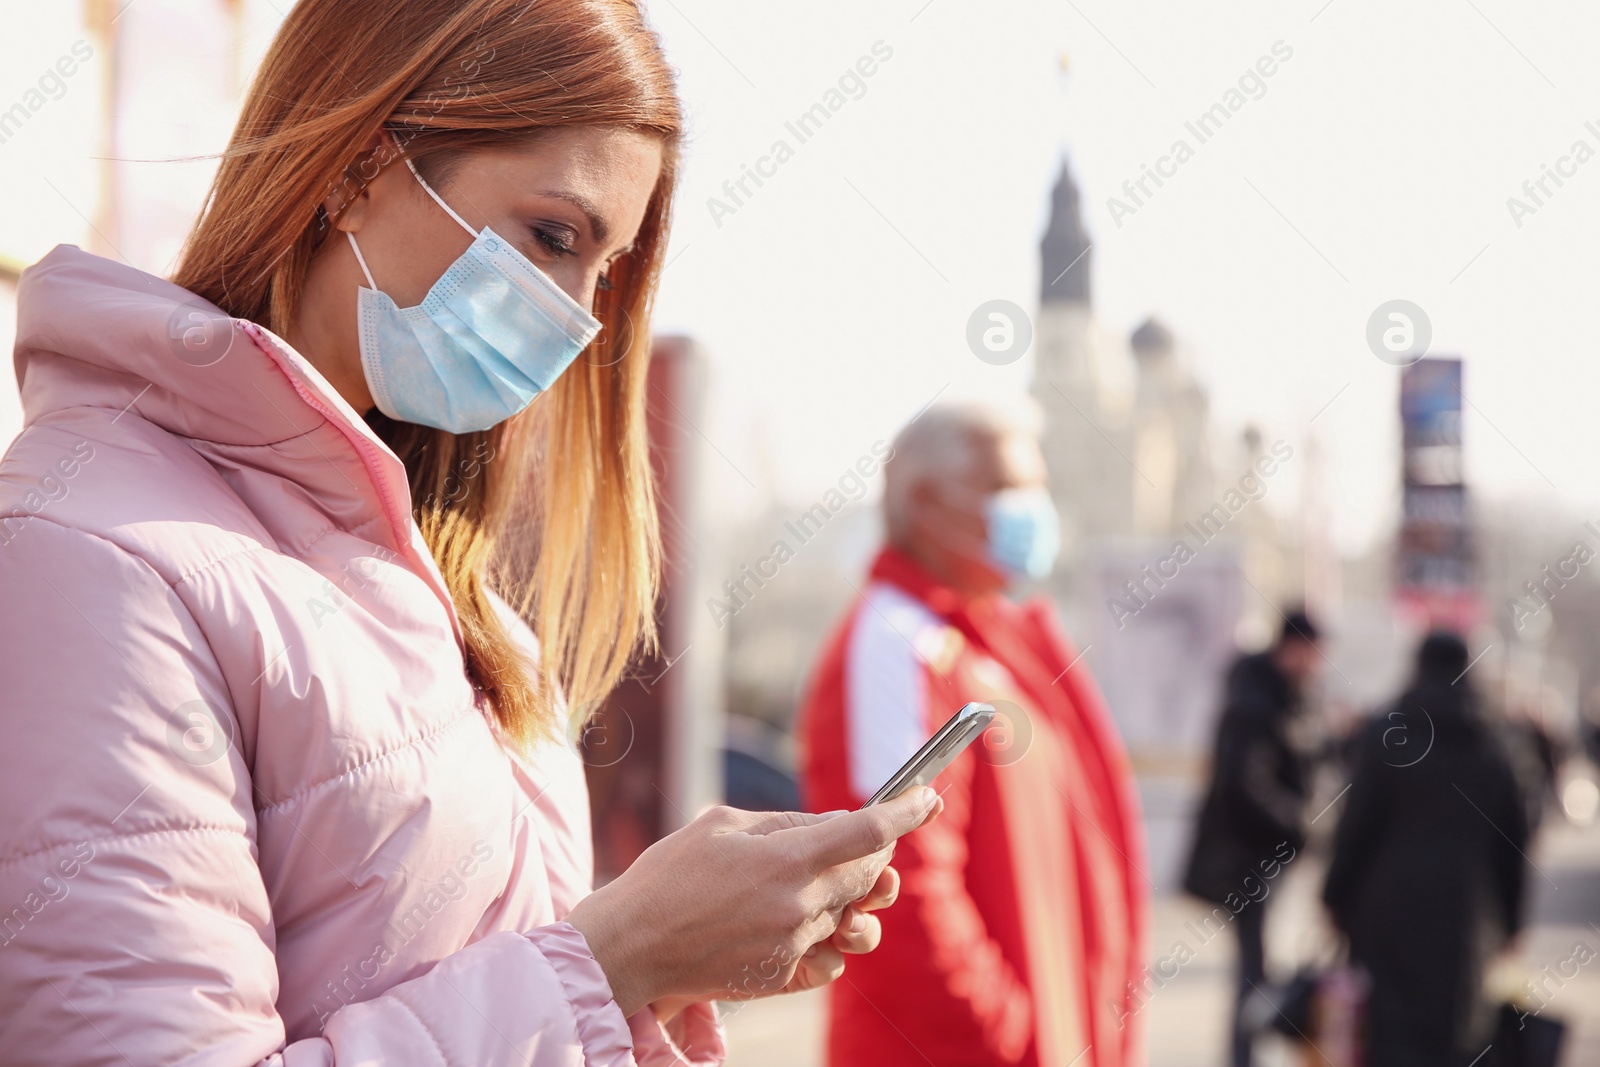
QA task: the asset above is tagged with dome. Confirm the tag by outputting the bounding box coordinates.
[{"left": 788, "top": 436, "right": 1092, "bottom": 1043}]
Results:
[{"left": 1130, "top": 317, "right": 1174, "bottom": 359}]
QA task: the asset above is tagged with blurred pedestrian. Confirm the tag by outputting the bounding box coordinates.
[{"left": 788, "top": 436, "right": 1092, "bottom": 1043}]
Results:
[
  {"left": 1502, "top": 687, "right": 1561, "bottom": 835},
  {"left": 799, "top": 400, "right": 1148, "bottom": 1067},
  {"left": 1582, "top": 685, "right": 1600, "bottom": 769},
  {"left": 1323, "top": 632, "right": 1529, "bottom": 1067},
  {"left": 1182, "top": 609, "right": 1323, "bottom": 1067}
]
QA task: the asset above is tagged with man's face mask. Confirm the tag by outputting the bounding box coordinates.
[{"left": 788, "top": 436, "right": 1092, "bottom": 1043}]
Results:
[
  {"left": 345, "top": 157, "right": 602, "bottom": 433},
  {"left": 933, "top": 483, "right": 1061, "bottom": 584},
  {"left": 983, "top": 486, "right": 1061, "bottom": 582}
]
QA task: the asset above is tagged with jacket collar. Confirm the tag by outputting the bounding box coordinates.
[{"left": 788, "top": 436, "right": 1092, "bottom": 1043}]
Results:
[
  {"left": 13, "top": 245, "right": 462, "bottom": 643},
  {"left": 867, "top": 543, "right": 1003, "bottom": 624},
  {"left": 868, "top": 543, "right": 1064, "bottom": 712}
]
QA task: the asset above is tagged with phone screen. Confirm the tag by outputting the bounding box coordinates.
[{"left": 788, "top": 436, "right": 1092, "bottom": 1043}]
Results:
[{"left": 860, "top": 702, "right": 996, "bottom": 808}]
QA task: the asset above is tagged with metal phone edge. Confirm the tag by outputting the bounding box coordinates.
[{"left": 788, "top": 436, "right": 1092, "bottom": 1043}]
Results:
[{"left": 861, "top": 701, "right": 996, "bottom": 808}]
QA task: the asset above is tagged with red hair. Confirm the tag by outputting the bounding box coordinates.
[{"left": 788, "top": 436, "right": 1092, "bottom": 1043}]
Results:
[{"left": 173, "top": 0, "right": 682, "bottom": 745}]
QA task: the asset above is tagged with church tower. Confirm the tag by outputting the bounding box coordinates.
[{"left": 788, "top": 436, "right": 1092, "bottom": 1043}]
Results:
[{"left": 1029, "top": 159, "right": 1135, "bottom": 562}]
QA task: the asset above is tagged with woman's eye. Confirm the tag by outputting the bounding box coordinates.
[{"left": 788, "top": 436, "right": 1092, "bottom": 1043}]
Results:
[
  {"left": 596, "top": 272, "right": 614, "bottom": 292},
  {"left": 531, "top": 226, "right": 577, "bottom": 258}
]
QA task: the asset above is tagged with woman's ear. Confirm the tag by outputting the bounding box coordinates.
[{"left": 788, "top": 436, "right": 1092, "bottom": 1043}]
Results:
[{"left": 322, "top": 133, "right": 396, "bottom": 232}]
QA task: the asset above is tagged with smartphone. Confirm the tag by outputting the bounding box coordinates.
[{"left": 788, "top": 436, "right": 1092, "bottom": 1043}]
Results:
[{"left": 860, "top": 702, "right": 996, "bottom": 808}]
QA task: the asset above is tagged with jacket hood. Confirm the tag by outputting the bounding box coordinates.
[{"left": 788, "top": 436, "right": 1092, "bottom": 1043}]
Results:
[
  {"left": 18, "top": 245, "right": 339, "bottom": 446},
  {"left": 11, "top": 244, "right": 460, "bottom": 637}
]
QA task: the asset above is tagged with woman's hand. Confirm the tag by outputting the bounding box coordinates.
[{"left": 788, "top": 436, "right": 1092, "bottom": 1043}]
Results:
[
  {"left": 646, "top": 854, "right": 911, "bottom": 1018},
  {"left": 761, "top": 860, "right": 903, "bottom": 996},
  {"left": 832, "top": 860, "right": 900, "bottom": 957},
  {"left": 567, "top": 788, "right": 939, "bottom": 1017}
]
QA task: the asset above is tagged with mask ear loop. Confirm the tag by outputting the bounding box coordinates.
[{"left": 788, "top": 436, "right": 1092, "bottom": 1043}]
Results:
[
  {"left": 343, "top": 154, "right": 473, "bottom": 293},
  {"left": 346, "top": 231, "right": 378, "bottom": 290},
  {"left": 404, "top": 156, "right": 478, "bottom": 237}
]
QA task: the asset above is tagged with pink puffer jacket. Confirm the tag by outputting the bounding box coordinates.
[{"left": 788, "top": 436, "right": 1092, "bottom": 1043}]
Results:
[{"left": 0, "top": 246, "right": 725, "bottom": 1066}]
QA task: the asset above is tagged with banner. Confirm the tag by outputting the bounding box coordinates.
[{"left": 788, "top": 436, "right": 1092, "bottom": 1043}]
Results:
[{"left": 1397, "top": 357, "right": 1477, "bottom": 629}]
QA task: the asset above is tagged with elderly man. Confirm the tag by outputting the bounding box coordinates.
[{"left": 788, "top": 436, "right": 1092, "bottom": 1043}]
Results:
[{"left": 798, "top": 400, "right": 1148, "bottom": 1067}]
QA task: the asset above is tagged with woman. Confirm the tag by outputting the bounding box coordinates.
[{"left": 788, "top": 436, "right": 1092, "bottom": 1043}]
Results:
[
  {"left": 0, "top": 1, "right": 939, "bottom": 1063},
  {"left": 1323, "top": 632, "right": 1529, "bottom": 1067}
]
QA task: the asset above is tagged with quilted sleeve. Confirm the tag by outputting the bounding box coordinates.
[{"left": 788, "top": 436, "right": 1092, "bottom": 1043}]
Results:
[
  {"left": 0, "top": 518, "right": 670, "bottom": 1066},
  {"left": 483, "top": 588, "right": 728, "bottom": 1066}
]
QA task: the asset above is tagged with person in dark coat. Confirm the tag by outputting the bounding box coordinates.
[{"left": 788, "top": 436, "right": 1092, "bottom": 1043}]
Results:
[
  {"left": 1184, "top": 610, "right": 1324, "bottom": 1067},
  {"left": 1501, "top": 704, "right": 1560, "bottom": 836},
  {"left": 1323, "top": 632, "right": 1529, "bottom": 1067}
]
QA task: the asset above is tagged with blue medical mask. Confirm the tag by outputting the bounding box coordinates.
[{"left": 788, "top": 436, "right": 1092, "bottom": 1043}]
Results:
[
  {"left": 346, "top": 158, "right": 602, "bottom": 433},
  {"left": 984, "top": 487, "right": 1060, "bottom": 581}
]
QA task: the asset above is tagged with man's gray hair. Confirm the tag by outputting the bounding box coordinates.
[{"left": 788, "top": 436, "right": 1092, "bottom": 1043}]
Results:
[{"left": 883, "top": 397, "right": 1043, "bottom": 540}]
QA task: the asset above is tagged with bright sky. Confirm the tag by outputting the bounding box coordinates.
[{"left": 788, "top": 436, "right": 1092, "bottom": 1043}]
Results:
[{"left": 3, "top": 0, "right": 1595, "bottom": 557}]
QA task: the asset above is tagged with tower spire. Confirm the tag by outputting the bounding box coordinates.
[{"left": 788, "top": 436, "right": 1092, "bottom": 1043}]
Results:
[{"left": 1039, "top": 159, "right": 1091, "bottom": 306}]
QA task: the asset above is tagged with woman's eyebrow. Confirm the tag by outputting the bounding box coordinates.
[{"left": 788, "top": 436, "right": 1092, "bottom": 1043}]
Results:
[{"left": 538, "top": 189, "right": 609, "bottom": 244}]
